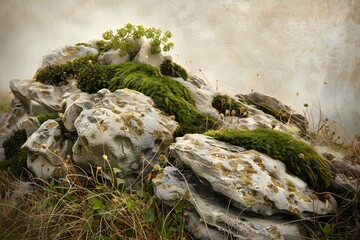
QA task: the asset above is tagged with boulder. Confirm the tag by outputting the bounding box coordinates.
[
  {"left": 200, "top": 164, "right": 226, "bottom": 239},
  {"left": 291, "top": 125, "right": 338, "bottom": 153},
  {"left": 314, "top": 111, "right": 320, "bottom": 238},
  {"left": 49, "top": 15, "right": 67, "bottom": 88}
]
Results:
[
  {"left": 98, "top": 49, "right": 130, "bottom": 65},
  {"left": 153, "top": 166, "right": 304, "bottom": 239},
  {"left": 133, "top": 41, "right": 168, "bottom": 68},
  {"left": 170, "top": 134, "right": 336, "bottom": 217},
  {"left": 42, "top": 45, "right": 98, "bottom": 67},
  {"left": 10, "top": 79, "right": 80, "bottom": 116},
  {"left": 61, "top": 88, "right": 178, "bottom": 177},
  {"left": 22, "top": 120, "right": 73, "bottom": 179},
  {"left": 237, "top": 92, "right": 309, "bottom": 135}
]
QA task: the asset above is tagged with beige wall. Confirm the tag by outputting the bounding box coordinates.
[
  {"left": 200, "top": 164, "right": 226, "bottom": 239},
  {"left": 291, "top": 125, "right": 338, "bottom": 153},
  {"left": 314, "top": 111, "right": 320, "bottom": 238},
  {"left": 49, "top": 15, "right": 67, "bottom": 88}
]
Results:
[{"left": 0, "top": 0, "right": 359, "bottom": 138}]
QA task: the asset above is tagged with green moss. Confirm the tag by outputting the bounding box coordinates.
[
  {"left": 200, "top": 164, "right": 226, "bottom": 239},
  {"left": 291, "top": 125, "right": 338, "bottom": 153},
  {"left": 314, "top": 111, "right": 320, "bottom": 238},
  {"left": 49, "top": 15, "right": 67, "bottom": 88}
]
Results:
[
  {"left": 205, "top": 128, "right": 333, "bottom": 192},
  {"left": 35, "top": 54, "right": 99, "bottom": 86},
  {"left": 212, "top": 94, "right": 248, "bottom": 118},
  {"left": 160, "top": 59, "right": 189, "bottom": 80},
  {"left": 75, "top": 42, "right": 92, "bottom": 47},
  {"left": 0, "top": 130, "right": 28, "bottom": 177},
  {"left": 36, "top": 113, "right": 59, "bottom": 124}
]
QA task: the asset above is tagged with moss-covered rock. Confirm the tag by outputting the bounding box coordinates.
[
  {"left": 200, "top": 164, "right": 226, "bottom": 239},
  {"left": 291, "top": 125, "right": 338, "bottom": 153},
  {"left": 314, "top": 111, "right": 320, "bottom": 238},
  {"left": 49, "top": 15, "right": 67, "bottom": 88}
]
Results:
[
  {"left": 0, "top": 129, "right": 28, "bottom": 177},
  {"left": 35, "top": 54, "right": 215, "bottom": 136},
  {"left": 212, "top": 94, "right": 248, "bottom": 118},
  {"left": 205, "top": 128, "right": 333, "bottom": 192},
  {"left": 160, "top": 59, "right": 189, "bottom": 80},
  {"left": 35, "top": 54, "right": 99, "bottom": 86}
]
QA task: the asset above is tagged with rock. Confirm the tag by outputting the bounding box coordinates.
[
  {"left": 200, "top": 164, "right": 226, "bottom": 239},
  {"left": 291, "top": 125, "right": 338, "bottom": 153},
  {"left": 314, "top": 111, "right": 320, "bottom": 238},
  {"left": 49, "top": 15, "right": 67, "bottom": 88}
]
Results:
[
  {"left": 237, "top": 92, "right": 309, "bottom": 135},
  {"left": 171, "top": 77, "right": 219, "bottom": 119},
  {"left": 170, "top": 134, "right": 336, "bottom": 217},
  {"left": 10, "top": 79, "right": 80, "bottom": 116},
  {"left": 20, "top": 117, "right": 41, "bottom": 137},
  {"left": 98, "top": 49, "right": 130, "bottom": 65},
  {"left": 22, "top": 120, "right": 73, "bottom": 179},
  {"left": 153, "top": 166, "right": 304, "bottom": 239},
  {"left": 62, "top": 88, "right": 178, "bottom": 177},
  {"left": 133, "top": 41, "right": 167, "bottom": 68},
  {"left": 42, "top": 45, "right": 98, "bottom": 67},
  {"left": 0, "top": 99, "right": 29, "bottom": 162}
]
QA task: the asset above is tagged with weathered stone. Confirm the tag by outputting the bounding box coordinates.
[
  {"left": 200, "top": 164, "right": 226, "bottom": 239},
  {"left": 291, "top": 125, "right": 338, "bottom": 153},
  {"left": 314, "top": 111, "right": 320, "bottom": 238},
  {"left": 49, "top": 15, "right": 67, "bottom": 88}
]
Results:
[
  {"left": 20, "top": 117, "right": 41, "bottom": 137},
  {"left": 42, "top": 45, "right": 98, "bottom": 67},
  {"left": 170, "top": 134, "right": 336, "bottom": 217},
  {"left": 98, "top": 49, "right": 130, "bottom": 65},
  {"left": 153, "top": 166, "right": 304, "bottom": 239},
  {"left": 10, "top": 79, "right": 80, "bottom": 116},
  {"left": 22, "top": 120, "right": 73, "bottom": 179},
  {"left": 237, "top": 92, "right": 308, "bottom": 135},
  {"left": 133, "top": 41, "right": 167, "bottom": 68},
  {"left": 63, "top": 88, "right": 178, "bottom": 176}
]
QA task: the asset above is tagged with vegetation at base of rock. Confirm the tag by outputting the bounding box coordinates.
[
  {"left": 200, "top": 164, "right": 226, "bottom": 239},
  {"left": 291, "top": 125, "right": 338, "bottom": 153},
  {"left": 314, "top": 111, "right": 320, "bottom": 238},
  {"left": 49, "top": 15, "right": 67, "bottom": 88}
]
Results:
[
  {"left": 0, "top": 168, "right": 190, "bottom": 239},
  {"left": 0, "top": 130, "right": 28, "bottom": 177},
  {"left": 34, "top": 54, "right": 99, "bottom": 86},
  {"left": 36, "top": 113, "right": 59, "bottom": 124},
  {"left": 160, "top": 59, "right": 189, "bottom": 80},
  {"left": 212, "top": 94, "right": 248, "bottom": 118},
  {"left": 102, "top": 23, "right": 174, "bottom": 56},
  {"left": 205, "top": 128, "right": 333, "bottom": 192},
  {"left": 0, "top": 90, "right": 12, "bottom": 114},
  {"left": 75, "top": 42, "right": 92, "bottom": 47}
]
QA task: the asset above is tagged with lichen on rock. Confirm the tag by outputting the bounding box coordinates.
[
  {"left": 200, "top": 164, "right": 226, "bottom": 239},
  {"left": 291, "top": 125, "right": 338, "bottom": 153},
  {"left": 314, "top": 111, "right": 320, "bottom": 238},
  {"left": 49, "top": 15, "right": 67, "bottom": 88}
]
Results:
[{"left": 205, "top": 128, "right": 333, "bottom": 192}]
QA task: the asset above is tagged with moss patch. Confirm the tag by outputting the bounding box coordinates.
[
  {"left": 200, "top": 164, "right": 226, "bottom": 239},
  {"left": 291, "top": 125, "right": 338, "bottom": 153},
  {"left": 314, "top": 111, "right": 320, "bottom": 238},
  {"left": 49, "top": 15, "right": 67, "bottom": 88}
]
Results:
[
  {"left": 205, "top": 128, "right": 333, "bottom": 192},
  {"left": 0, "top": 130, "right": 28, "bottom": 177},
  {"left": 36, "top": 113, "right": 59, "bottom": 124},
  {"left": 212, "top": 94, "right": 248, "bottom": 118},
  {"left": 160, "top": 59, "right": 189, "bottom": 80}
]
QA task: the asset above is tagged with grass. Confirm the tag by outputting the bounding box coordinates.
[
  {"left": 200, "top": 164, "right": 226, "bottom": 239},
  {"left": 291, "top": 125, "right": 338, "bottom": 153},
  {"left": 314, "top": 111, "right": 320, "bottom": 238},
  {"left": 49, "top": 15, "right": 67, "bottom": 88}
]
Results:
[
  {"left": 0, "top": 166, "right": 192, "bottom": 240},
  {"left": 0, "top": 90, "right": 12, "bottom": 114}
]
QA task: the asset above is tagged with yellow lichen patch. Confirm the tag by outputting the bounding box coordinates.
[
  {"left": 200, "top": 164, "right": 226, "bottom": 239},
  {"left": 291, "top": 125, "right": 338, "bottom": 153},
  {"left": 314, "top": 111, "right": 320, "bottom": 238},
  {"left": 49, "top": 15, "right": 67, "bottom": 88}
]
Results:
[
  {"left": 243, "top": 190, "right": 257, "bottom": 207},
  {"left": 266, "top": 226, "right": 281, "bottom": 240},
  {"left": 284, "top": 178, "right": 296, "bottom": 192},
  {"left": 269, "top": 172, "right": 285, "bottom": 189},
  {"left": 297, "top": 192, "right": 311, "bottom": 202},
  {"left": 65, "top": 46, "right": 80, "bottom": 56},
  {"left": 111, "top": 107, "right": 121, "bottom": 115},
  {"left": 91, "top": 133, "right": 96, "bottom": 139},
  {"left": 122, "top": 113, "right": 144, "bottom": 135},
  {"left": 286, "top": 196, "right": 294, "bottom": 204},
  {"left": 253, "top": 155, "right": 265, "bottom": 171},
  {"left": 96, "top": 121, "right": 109, "bottom": 131},
  {"left": 292, "top": 208, "right": 301, "bottom": 215},
  {"left": 263, "top": 196, "right": 276, "bottom": 208},
  {"left": 214, "top": 163, "right": 233, "bottom": 176},
  {"left": 238, "top": 161, "right": 256, "bottom": 186},
  {"left": 267, "top": 183, "right": 279, "bottom": 193},
  {"left": 45, "top": 122, "right": 58, "bottom": 129},
  {"left": 183, "top": 191, "right": 191, "bottom": 200}
]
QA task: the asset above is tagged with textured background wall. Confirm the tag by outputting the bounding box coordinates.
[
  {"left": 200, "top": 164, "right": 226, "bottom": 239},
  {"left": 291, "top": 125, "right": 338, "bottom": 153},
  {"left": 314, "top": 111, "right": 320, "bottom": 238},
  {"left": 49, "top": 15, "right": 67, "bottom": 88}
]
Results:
[{"left": 0, "top": 0, "right": 359, "bottom": 139}]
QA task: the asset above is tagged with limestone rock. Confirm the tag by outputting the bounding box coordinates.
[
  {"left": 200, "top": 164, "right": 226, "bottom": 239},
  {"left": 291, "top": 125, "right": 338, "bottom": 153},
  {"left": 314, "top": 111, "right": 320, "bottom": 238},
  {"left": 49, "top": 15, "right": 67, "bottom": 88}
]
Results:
[
  {"left": 42, "top": 45, "right": 98, "bottom": 67},
  {"left": 237, "top": 92, "right": 308, "bottom": 135},
  {"left": 10, "top": 79, "right": 80, "bottom": 116},
  {"left": 170, "top": 134, "right": 336, "bottom": 217},
  {"left": 133, "top": 41, "right": 167, "bottom": 68},
  {"left": 98, "top": 49, "right": 130, "bottom": 65},
  {"left": 22, "top": 120, "right": 73, "bottom": 179},
  {"left": 153, "top": 166, "right": 304, "bottom": 239},
  {"left": 62, "top": 88, "right": 178, "bottom": 176}
]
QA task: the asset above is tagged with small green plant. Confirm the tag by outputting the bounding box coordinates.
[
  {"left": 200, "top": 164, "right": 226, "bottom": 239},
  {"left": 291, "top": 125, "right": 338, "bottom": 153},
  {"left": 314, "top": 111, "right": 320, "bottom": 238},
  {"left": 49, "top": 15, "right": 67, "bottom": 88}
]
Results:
[
  {"left": 205, "top": 128, "right": 333, "bottom": 192},
  {"left": 212, "top": 94, "right": 248, "bottom": 118},
  {"left": 0, "top": 129, "right": 28, "bottom": 177},
  {"left": 102, "top": 23, "right": 174, "bottom": 56},
  {"left": 36, "top": 112, "right": 59, "bottom": 124},
  {"left": 160, "top": 59, "right": 189, "bottom": 80},
  {"left": 0, "top": 90, "right": 12, "bottom": 114}
]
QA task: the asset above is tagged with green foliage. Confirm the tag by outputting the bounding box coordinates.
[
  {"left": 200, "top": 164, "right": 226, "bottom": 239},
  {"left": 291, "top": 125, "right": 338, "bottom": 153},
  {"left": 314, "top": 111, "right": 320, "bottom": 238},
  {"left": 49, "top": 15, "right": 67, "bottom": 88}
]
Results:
[
  {"left": 36, "top": 113, "right": 59, "bottom": 124},
  {"left": 212, "top": 94, "right": 248, "bottom": 118},
  {"left": 160, "top": 59, "right": 189, "bottom": 80},
  {"left": 75, "top": 42, "right": 92, "bottom": 47},
  {"left": 35, "top": 54, "right": 99, "bottom": 86},
  {"left": 102, "top": 23, "right": 174, "bottom": 56},
  {"left": 205, "top": 128, "right": 333, "bottom": 192},
  {"left": 0, "top": 130, "right": 28, "bottom": 177},
  {"left": 0, "top": 166, "right": 190, "bottom": 239},
  {"left": 0, "top": 90, "right": 12, "bottom": 114}
]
